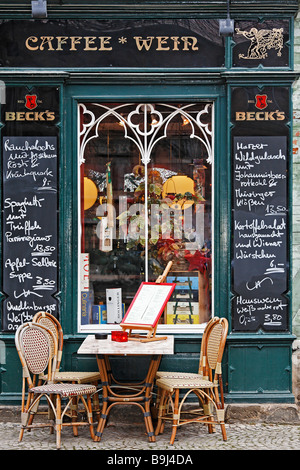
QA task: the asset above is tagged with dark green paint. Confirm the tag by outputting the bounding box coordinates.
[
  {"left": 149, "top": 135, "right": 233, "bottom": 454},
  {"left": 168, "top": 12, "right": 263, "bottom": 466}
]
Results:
[{"left": 0, "top": 2, "right": 297, "bottom": 404}]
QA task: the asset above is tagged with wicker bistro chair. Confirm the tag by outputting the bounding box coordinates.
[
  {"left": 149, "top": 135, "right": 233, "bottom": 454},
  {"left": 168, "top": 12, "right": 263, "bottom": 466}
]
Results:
[
  {"left": 156, "top": 317, "right": 220, "bottom": 381},
  {"left": 32, "top": 311, "right": 101, "bottom": 422},
  {"left": 154, "top": 317, "right": 228, "bottom": 445},
  {"left": 153, "top": 317, "right": 219, "bottom": 420},
  {"left": 15, "top": 322, "right": 96, "bottom": 450}
]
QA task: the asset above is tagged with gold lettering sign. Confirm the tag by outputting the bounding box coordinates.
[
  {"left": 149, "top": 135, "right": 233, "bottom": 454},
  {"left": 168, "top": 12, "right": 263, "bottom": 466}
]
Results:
[
  {"left": 235, "top": 111, "right": 285, "bottom": 121},
  {"left": 25, "top": 35, "right": 113, "bottom": 51},
  {"left": 25, "top": 35, "right": 199, "bottom": 52},
  {"left": 5, "top": 111, "right": 55, "bottom": 121}
]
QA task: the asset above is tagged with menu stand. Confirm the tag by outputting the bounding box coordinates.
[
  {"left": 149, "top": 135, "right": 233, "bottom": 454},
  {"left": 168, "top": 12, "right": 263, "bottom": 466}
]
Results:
[{"left": 121, "top": 323, "right": 162, "bottom": 342}]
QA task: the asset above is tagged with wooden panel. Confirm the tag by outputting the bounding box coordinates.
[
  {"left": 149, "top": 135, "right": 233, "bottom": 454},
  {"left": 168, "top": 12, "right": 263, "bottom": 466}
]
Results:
[{"left": 227, "top": 342, "right": 293, "bottom": 402}]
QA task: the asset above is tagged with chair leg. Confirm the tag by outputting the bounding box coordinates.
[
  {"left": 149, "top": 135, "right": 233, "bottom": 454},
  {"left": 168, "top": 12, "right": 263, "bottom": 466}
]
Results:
[
  {"left": 26, "top": 404, "right": 37, "bottom": 431},
  {"left": 203, "top": 393, "right": 215, "bottom": 434},
  {"left": 221, "top": 421, "right": 227, "bottom": 441},
  {"left": 94, "top": 398, "right": 108, "bottom": 442},
  {"left": 92, "top": 383, "right": 100, "bottom": 417},
  {"left": 19, "top": 417, "right": 27, "bottom": 442},
  {"left": 19, "top": 390, "right": 34, "bottom": 442},
  {"left": 19, "top": 425, "right": 25, "bottom": 442},
  {"left": 160, "top": 391, "right": 170, "bottom": 435},
  {"left": 86, "top": 394, "right": 95, "bottom": 440},
  {"left": 155, "top": 388, "right": 166, "bottom": 435},
  {"left": 71, "top": 396, "right": 79, "bottom": 437},
  {"left": 49, "top": 394, "right": 55, "bottom": 434},
  {"left": 170, "top": 388, "right": 180, "bottom": 445},
  {"left": 216, "top": 404, "right": 227, "bottom": 441},
  {"left": 214, "top": 385, "right": 227, "bottom": 441},
  {"left": 56, "top": 394, "right": 62, "bottom": 450},
  {"left": 154, "top": 385, "right": 162, "bottom": 417}
]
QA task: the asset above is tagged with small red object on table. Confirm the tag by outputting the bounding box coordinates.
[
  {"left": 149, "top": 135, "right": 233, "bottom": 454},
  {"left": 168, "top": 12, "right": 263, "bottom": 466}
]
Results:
[{"left": 111, "top": 330, "right": 128, "bottom": 342}]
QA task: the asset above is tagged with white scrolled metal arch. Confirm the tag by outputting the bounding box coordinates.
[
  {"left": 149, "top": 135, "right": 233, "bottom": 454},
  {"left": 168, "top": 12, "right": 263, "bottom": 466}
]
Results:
[{"left": 78, "top": 102, "right": 213, "bottom": 166}]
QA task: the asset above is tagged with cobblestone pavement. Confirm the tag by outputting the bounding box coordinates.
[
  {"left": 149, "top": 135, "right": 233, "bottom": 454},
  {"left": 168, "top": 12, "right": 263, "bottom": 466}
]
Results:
[{"left": 0, "top": 420, "right": 299, "bottom": 452}]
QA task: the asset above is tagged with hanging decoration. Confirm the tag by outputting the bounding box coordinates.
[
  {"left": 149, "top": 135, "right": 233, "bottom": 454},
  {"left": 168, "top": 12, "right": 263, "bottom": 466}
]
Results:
[
  {"left": 184, "top": 249, "right": 211, "bottom": 273},
  {"left": 83, "top": 177, "right": 98, "bottom": 210},
  {"left": 162, "top": 175, "right": 195, "bottom": 210},
  {"left": 106, "top": 161, "right": 114, "bottom": 228}
]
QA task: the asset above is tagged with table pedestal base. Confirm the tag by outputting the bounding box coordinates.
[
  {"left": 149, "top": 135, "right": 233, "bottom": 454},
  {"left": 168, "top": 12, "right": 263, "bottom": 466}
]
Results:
[{"left": 94, "top": 354, "right": 161, "bottom": 442}]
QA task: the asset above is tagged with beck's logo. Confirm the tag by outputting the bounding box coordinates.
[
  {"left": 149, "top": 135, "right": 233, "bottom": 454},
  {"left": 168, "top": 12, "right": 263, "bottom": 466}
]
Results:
[
  {"left": 5, "top": 93, "right": 55, "bottom": 121},
  {"left": 255, "top": 94, "right": 268, "bottom": 110},
  {"left": 235, "top": 92, "right": 285, "bottom": 121},
  {"left": 25, "top": 94, "right": 38, "bottom": 110}
]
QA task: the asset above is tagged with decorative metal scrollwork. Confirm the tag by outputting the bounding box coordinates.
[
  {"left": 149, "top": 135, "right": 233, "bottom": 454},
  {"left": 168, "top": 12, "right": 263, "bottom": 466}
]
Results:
[{"left": 79, "top": 102, "right": 213, "bottom": 166}]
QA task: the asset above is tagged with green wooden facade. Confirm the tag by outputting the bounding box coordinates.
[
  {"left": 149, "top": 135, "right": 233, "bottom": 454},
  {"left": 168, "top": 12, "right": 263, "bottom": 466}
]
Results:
[
  {"left": 0, "top": 0, "right": 299, "bottom": 406},
  {"left": 293, "top": 12, "right": 300, "bottom": 343}
]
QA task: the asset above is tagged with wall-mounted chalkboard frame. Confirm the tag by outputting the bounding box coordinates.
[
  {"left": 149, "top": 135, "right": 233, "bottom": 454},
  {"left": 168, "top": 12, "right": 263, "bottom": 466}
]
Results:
[
  {"left": 1, "top": 86, "right": 60, "bottom": 332},
  {"left": 231, "top": 86, "right": 290, "bottom": 332},
  {"left": 232, "top": 135, "right": 288, "bottom": 332}
]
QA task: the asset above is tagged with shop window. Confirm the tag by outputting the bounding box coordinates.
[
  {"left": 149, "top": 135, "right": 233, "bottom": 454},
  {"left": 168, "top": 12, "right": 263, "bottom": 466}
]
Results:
[{"left": 78, "top": 102, "right": 213, "bottom": 332}]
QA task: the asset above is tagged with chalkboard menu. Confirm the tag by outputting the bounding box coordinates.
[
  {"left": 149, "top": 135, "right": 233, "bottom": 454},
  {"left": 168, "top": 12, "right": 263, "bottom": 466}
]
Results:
[
  {"left": 2, "top": 136, "right": 58, "bottom": 331},
  {"left": 1, "top": 85, "right": 59, "bottom": 332},
  {"left": 232, "top": 136, "right": 288, "bottom": 331}
]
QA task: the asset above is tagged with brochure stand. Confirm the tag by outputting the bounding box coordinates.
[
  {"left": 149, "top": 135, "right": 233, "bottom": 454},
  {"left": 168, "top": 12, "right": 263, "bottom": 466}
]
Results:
[{"left": 120, "top": 282, "right": 176, "bottom": 342}]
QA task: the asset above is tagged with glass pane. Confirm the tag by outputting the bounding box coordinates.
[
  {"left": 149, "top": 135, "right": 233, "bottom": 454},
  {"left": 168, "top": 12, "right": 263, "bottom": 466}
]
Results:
[
  {"left": 146, "top": 103, "right": 212, "bottom": 326},
  {"left": 79, "top": 102, "right": 212, "bottom": 328}
]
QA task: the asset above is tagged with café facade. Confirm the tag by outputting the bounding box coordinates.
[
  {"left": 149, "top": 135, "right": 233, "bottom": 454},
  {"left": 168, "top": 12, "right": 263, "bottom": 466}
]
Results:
[{"left": 0, "top": 0, "right": 299, "bottom": 406}]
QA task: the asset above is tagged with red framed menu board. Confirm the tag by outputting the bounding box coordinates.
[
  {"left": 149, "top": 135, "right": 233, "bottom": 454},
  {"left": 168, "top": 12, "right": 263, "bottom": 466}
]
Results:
[{"left": 120, "top": 282, "right": 176, "bottom": 342}]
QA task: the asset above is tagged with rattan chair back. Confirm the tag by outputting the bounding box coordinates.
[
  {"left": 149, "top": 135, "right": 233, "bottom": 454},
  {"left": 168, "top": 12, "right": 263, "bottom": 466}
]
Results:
[
  {"left": 197, "top": 316, "right": 219, "bottom": 375},
  {"left": 203, "top": 317, "right": 228, "bottom": 382},
  {"left": 155, "top": 316, "right": 220, "bottom": 382},
  {"left": 15, "top": 322, "right": 57, "bottom": 387},
  {"left": 33, "top": 311, "right": 63, "bottom": 372}
]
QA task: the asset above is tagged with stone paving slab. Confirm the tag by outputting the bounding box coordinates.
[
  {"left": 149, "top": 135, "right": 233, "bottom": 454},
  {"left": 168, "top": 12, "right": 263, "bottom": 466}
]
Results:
[
  {"left": 0, "top": 404, "right": 299, "bottom": 452},
  {"left": 0, "top": 420, "right": 299, "bottom": 451}
]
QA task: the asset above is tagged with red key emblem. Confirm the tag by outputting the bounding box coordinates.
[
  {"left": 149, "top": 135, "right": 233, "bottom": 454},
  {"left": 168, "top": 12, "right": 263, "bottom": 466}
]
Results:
[
  {"left": 255, "top": 94, "right": 268, "bottom": 110},
  {"left": 25, "top": 94, "right": 38, "bottom": 110}
]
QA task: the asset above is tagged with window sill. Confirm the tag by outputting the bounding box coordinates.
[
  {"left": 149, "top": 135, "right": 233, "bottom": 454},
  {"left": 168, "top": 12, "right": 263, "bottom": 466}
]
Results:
[{"left": 78, "top": 322, "right": 207, "bottom": 335}]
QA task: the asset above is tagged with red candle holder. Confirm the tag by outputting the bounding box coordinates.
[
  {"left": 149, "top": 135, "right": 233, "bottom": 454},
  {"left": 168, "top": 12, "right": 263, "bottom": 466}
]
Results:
[{"left": 111, "top": 330, "right": 128, "bottom": 342}]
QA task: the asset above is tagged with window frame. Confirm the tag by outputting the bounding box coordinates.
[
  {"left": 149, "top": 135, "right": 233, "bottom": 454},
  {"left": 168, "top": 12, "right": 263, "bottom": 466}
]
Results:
[{"left": 63, "top": 83, "right": 227, "bottom": 336}]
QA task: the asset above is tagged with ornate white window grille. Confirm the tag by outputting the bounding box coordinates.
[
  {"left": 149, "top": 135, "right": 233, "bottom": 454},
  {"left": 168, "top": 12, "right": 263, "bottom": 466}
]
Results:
[{"left": 79, "top": 102, "right": 214, "bottom": 166}]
